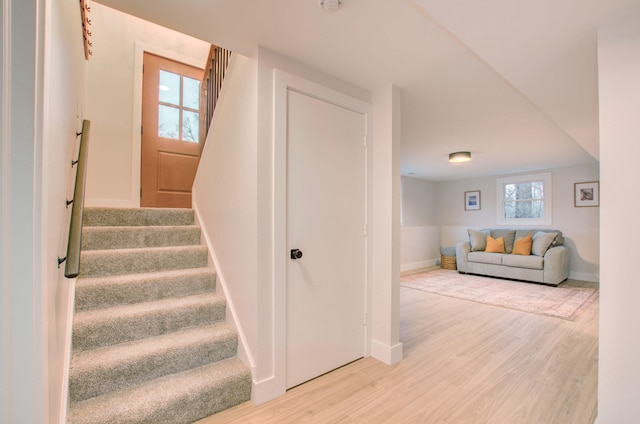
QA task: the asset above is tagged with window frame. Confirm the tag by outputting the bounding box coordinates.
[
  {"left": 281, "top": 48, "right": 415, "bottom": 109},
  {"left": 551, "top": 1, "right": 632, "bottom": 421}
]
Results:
[{"left": 496, "top": 172, "right": 552, "bottom": 226}]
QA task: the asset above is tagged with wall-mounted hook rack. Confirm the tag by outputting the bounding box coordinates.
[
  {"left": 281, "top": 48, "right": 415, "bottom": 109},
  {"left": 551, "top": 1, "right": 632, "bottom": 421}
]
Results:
[{"left": 79, "top": 0, "right": 93, "bottom": 60}]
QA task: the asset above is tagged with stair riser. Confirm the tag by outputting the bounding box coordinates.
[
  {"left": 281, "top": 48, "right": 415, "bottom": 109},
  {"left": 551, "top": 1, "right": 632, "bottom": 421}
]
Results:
[
  {"left": 79, "top": 246, "right": 208, "bottom": 278},
  {"left": 75, "top": 270, "right": 216, "bottom": 311},
  {"left": 83, "top": 207, "right": 194, "bottom": 227},
  {"left": 69, "top": 332, "right": 238, "bottom": 403},
  {"left": 72, "top": 301, "right": 226, "bottom": 352},
  {"left": 81, "top": 226, "right": 201, "bottom": 250}
]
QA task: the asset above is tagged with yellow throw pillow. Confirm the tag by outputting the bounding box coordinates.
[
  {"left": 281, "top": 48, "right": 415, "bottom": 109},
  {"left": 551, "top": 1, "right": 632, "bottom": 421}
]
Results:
[
  {"left": 512, "top": 234, "right": 533, "bottom": 256},
  {"left": 485, "top": 236, "right": 505, "bottom": 253}
]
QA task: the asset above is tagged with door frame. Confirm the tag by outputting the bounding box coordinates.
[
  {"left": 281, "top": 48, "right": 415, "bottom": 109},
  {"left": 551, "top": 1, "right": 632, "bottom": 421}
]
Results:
[
  {"left": 273, "top": 70, "right": 373, "bottom": 395},
  {"left": 130, "top": 42, "right": 208, "bottom": 207}
]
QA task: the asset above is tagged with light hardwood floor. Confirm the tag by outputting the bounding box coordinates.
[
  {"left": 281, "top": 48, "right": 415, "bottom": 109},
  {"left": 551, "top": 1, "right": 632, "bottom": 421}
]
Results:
[{"left": 198, "top": 276, "right": 598, "bottom": 424}]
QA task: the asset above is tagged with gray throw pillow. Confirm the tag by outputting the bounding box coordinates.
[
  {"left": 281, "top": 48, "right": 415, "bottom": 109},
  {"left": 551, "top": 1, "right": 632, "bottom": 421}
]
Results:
[
  {"left": 468, "top": 229, "right": 489, "bottom": 251},
  {"left": 491, "top": 229, "right": 516, "bottom": 254},
  {"left": 532, "top": 231, "right": 558, "bottom": 256}
]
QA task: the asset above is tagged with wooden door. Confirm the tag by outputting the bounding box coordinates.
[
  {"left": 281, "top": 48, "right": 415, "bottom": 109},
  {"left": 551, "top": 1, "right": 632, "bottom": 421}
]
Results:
[
  {"left": 286, "top": 89, "right": 367, "bottom": 389},
  {"left": 141, "top": 53, "right": 204, "bottom": 208}
]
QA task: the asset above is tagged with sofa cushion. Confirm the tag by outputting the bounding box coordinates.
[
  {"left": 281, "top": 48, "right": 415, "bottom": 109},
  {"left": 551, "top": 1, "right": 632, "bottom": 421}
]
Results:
[
  {"left": 512, "top": 234, "right": 532, "bottom": 256},
  {"left": 532, "top": 231, "right": 558, "bottom": 256},
  {"left": 468, "top": 251, "right": 504, "bottom": 265},
  {"left": 468, "top": 229, "right": 490, "bottom": 251},
  {"left": 502, "top": 254, "right": 544, "bottom": 270},
  {"left": 515, "top": 229, "right": 564, "bottom": 247},
  {"left": 491, "top": 229, "right": 516, "bottom": 253},
  {"left": 486, "top": 236, "right": 505, "bottom": 253}
]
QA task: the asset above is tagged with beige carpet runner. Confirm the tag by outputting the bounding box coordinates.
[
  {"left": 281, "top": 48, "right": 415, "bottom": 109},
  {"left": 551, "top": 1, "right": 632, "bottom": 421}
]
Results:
[
  {"left": 67, "top": 207, "right": 251, "bottom": 424},
  {"left": 401, "top": 269, "right": 598, "bottom": 321}
]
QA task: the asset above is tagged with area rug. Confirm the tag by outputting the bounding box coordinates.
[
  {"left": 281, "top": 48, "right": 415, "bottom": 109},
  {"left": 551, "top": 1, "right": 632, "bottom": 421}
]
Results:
[{"left": 401, "top": 269, "right": 598, "bottom": 321}]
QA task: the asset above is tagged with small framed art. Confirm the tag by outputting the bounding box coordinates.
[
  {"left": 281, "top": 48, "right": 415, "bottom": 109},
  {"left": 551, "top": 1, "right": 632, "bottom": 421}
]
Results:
[
  {"left": 465, "top": 190, "right": 481, "bottom": 211},
  {"left": 574, "top": 181, "right": 599, "bottom": 207}
]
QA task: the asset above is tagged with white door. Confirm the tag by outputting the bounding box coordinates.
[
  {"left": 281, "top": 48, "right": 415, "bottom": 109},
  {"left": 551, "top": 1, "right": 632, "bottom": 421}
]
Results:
[{"left": 286, "top": 89, "right": 366, "bottom": 389}]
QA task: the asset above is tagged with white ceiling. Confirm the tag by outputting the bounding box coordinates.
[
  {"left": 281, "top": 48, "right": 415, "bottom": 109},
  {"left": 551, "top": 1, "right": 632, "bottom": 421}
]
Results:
[{"left": 94, "top": 0, "right": 640, "bottom": 181}]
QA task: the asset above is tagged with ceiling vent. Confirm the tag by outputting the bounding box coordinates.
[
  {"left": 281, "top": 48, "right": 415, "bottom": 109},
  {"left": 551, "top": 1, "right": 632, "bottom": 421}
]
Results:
[{"left": 320, "top": 0, "right": 342, "bottom": 12}]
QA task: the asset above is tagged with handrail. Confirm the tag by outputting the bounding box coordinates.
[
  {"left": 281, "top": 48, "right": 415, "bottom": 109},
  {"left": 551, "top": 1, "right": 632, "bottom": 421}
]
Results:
[{"left": 62, "top": 119, "right": 91, "bottom": 278}]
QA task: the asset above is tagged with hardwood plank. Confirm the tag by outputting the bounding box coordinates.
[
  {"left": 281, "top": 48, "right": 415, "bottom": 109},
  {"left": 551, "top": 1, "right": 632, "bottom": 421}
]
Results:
[{"left": 197, "top": 278, "right": 598, "bottom": 424}]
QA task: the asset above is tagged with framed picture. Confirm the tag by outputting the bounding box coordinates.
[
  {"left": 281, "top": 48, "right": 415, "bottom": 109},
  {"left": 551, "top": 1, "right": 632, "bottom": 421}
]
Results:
[
  {"left": 574, "top": 181, "right": 599, "bottom": 207},
  {"left": 465, "top": 190, "right": 481, "bottom": 211}
]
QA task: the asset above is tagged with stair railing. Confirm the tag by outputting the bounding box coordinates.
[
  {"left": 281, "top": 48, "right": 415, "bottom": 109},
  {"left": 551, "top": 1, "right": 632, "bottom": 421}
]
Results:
[
  {"left": 200, "top": 45, "right": 232, "bottom": 147},
  {"left": 59, "top": 119, "right": 91, "bottom": 278}
]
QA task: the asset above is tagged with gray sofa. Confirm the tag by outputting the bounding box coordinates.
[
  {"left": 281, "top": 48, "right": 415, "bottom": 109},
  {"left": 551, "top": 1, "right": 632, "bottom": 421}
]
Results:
[{"left": 455, "top": 228, "right": 569, "bottom": 286}]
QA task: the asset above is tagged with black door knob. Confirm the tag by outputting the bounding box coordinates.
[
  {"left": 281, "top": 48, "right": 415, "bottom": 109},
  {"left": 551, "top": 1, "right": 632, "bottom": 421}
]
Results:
[{"left": 290, "top": 249, "right": 303, "bottom": 260}]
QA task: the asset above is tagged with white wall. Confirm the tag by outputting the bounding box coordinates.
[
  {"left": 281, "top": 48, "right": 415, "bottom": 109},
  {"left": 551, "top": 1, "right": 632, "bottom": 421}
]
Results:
[
  {"left": 1, "top": 0, "right": 86, "bottom": 422},
  {"left": 255, "top": 48, "right": 375, "bottom": 402},
  {"left": 436, "top": 164, "right": 600, "bottom": 282},
  {"left": 597, "top": 10, "right": 640, "bottom": 423},
  {"left": 43, "top": 0, "right": 89, "bottom": 421},
  {"left": 192, "top": 53, "right": 259, "bottom": 384},
  {"left": 194, "top": 46, "right": 398, "bottom": 405},
  {"left": 400, "top": 176, "right": 440, "bottom": 271},
  {"left": 84, "top": 3, "right": 209, "bottom": 207}
]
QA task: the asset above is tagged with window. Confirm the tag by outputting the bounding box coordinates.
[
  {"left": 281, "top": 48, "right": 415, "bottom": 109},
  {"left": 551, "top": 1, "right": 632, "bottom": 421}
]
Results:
[
  {"left": 158, "top": 70, "right": 201, "bottom": 142},
  {"left": 496, "top": 172, "right": 552, "bottom": 225}
]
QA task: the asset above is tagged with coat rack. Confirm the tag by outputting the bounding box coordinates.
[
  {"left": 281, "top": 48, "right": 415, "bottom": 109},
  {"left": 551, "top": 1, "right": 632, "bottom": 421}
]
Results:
[{"left": 80, "top": 0, "right": 93, "bottom": 60}]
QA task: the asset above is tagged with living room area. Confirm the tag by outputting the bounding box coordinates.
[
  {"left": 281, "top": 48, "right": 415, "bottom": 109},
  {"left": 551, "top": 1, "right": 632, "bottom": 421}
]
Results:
[{"left": 399, "top": 162, "right": 599, "bottom": 318}]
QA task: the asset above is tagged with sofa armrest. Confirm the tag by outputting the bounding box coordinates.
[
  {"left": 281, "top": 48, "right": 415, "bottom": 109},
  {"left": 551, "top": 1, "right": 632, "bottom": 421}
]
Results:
[
  {"left": 456, "top": 242, "right": 471, "bottom": 272},
  {"left": 543, "top": 245, "right": 570, "bottom": 285}
]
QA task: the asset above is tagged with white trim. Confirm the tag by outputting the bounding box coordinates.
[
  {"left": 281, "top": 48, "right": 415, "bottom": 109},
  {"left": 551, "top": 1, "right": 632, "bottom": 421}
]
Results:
[
  {"left": 370, "top": 340, "right": 403, "bottom": 365},
  {"left": 273, "top": 69, "right": 373, "bottom": 397},
  {"left": 191, "top": 204, "right": 256, "bottom": 373},
  {"left": 496, "top": 172, "right": 553, "bottom": 226},
  {"left": 569, "top": 271, "right": 600, "bottom": 283},
  {"left": 131, "top": 42, "right": 207, "bottom": 208},
  {"left": 400, "top": 259, "right": 438, "bottom": 272},
  {"left": 1, "top": 2, "right": 13, "bottom": 422},
  {"left": 58, "top": 278, "right": 76, "bottom": 424}
]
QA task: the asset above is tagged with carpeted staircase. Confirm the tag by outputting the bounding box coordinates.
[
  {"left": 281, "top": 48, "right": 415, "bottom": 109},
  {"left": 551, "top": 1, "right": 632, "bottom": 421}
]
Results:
[{"left": 67, "top": 207, "right": 251, "bottom": 424}]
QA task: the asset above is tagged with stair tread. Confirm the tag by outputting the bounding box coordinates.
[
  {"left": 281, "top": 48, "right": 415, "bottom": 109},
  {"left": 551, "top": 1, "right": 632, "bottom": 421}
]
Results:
[
  {"left": 76, "top": 267, "right": 215, "bottom": 287},
  {"left": 69, "top": 323, "right": 239, "bottom": 403},
  {"left": 81, "top": 225, "right": 201, "bottom": 250},
  {"left": 78, "top": 245, "right": 209, "bottom": 278},
  {"left": 71, "top": 322, "right": 236, "bottom": 369},
  {"left": 81, "top": 244, "right": 208, "bottom": 255},
  {"left": 74, "top": 292, "right": 225, "bottom": 326},
  {"left": 75, "top": 268, "right": 216, "bottom": 311},
  {"left": 67, "top": 358, "right": 251, "bottom": 424},
  {"left": 83, "top": 207, "right": 194, "bottom": 227}
]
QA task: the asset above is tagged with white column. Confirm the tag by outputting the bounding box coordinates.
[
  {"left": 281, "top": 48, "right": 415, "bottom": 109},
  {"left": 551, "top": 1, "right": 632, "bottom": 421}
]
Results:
[
  {"left": 1, "top": 0, "right": 47, "bottom": 422},
  {"left": 370, "top": 85, "right": 403, "bottom": 365},
  {"left": 597, "top": 8, "right": 640, "bottom": 423}
]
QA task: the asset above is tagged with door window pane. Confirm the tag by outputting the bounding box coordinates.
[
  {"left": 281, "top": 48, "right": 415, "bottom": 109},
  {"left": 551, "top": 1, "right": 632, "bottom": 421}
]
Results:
[
  {"left": 158, "top": 105, "right": 180, "bottom": 139},
  {"left": 182, "top": 110, "right": 199, "bottom": 142},
  {"left": 159, "top": 70, "right": 180, "bottom": 106},
  {"left": 183, "top": 77, "right": 201, "bottom": 110}
]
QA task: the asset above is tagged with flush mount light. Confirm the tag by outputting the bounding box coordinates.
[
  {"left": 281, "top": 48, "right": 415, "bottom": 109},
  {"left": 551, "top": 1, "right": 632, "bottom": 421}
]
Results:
[
  {"left": 449, "top": 151, "right": 471, "bottom": 163},
  {"left": 320, "top": 0, "right": 342, "bottom": 12}
]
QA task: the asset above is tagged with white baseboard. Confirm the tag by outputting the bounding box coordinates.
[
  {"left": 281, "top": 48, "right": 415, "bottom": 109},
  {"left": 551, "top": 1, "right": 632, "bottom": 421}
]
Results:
[
  {"left": 251, "top": 375, "right": 286, "bottom": 406},
  {"left": 569, "top": 271, "right": 599, "bottom": 283},
  {"left": 371, "top": 340, "right": 403, "bottom": 365},
  {"left": 192, "top": 203, "right": 256, "bottom": 373},
  {"left": 400, "top": 258, "right": 438, "bottom": 272},
  {"left": 59, "top": 278, "right": 76, "bottom": 424}
]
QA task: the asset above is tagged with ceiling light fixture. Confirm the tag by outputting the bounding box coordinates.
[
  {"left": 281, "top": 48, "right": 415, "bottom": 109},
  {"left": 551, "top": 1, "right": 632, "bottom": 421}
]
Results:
[
  {"left": 449, "top": 151, "right": 471, "bottom": 163},
  {"left": 320, "top": 0, "right": 342, "bottom": 12}
]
